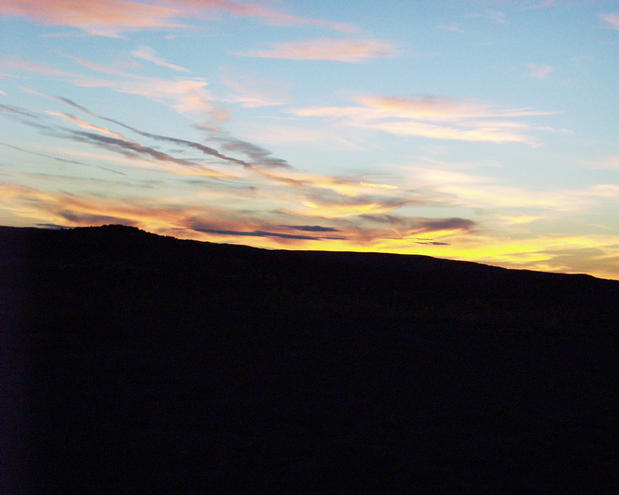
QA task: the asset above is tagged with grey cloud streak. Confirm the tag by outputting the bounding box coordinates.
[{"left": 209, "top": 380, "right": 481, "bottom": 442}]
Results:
[
  {"left": 192, "top": 227, "right": 342, "bottom": 241},
  {"left": 358, "top": 214, "right": 476, "bottom": 233},
  {"left": 52, "top": 94, "right": 289, "bottom": 169},
  {"left": 284, "top": 225, "right": 340, "bottom": 232}
]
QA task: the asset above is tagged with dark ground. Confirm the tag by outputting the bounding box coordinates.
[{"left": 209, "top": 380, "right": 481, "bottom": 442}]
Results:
[{"left": 1, "top": 225, "right": 617, "bottom": 493}]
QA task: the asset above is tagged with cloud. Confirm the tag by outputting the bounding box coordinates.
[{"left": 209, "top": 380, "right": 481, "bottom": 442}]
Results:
[
  {"left": 238, "top": 38, "right": 396, "bottom": 62},
  {"left": 0, "top": 0, "right": 185, "bottom": 37},
  {"left": 297, "top": 191, "right": 411, "bottom": 219},
  {"left": 293, "top": 94, "right": 553, "bottom": 144},
  {"left": 2, "top": 57, "right": 77, "bottom": 77},
  {"left": 0, "top": 0, "right": 356, "bottom": 36},
  {"left": 177, "top": 0, "right": 357, "bottom": 33},
  {"left": 529, "top": 0, "right": 556, "bottom": 9},
  {"left": 0, "top": 141, "right": 120, "bottom": 172},
  {"left": 63, "top": 130, "right": 233, "bottom": 178},
  {"left": 483, "top": 10, "right": 507, "bottom": 24},
  {"left": 3, "top": 179, "right": 617, "bottom": 279},
  {"left": 192, "top": 227, "right": 335, "bottom": 241},
  {"left": 0, "top": 103, "right": 38, "bottom": 118},
  {"left": 467, "top": 10, "right": 507, "bottom": 24},
  {"left": 12, "top": 55, "right": 229, "bottom": 125},
  {"left": 397, "top": 164, "right": 619, "bottom": 212},
  {"left": 284, "top": 225, "right": 339, "bottom": 232},
  {"left": 39, "top": 94, "right": 253, "bottom": 168},
  {"left": 83, "top": 75, "right": 229, "bottom": 124},
  {"left": 600, "top": 12, "right": 619, "bottom": 30},
  {"left": 46, "top": 110, "right": 126, "bottom": 139},
  {"left": 359, "top": 214, "right": 475, "bottom": 233},
  {"left": 5, "top": 96, "right": 264, "bottom": 177},
  {"left": 131, "top": 45, "right": 189, "bottom": 72},
  {"left": 528, "top": 64, "right": 554, "bottom": 80},
  {"left": 587, "top": 184, "right": 619, "bottom": 198},
  {"left": 214, "top": 135, "right": 290, "bottom": 168},
  {"left": 523, "top": 0, "right": 555, "bottom": 9},
  {"left": 585, "top": 156, "right": 619, "bottom": 170},
  {"left": 219, "top": 69, "right": 289, "bottom": 107},
  {"left": 438, "top": 24, "right": 464, "bottom": 33},
  {"left": 17, "top": 93, "right": 398, "bottom": 212}
]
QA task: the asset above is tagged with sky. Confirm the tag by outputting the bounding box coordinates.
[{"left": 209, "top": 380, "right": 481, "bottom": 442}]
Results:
[{"left": 1, "top": 0, "right": 618, "bottom": 280}]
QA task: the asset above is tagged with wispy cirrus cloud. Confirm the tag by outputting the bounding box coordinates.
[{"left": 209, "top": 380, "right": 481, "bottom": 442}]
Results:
[
  {"left": 238, "top": 38, "right": 396, "bottom": 62},
  {"left": 528, "top": 64, "right": 554, "bottom": 80},
  {"left": 599, "top": 12, "right": 619, "bottom": 30},
  {"left": 2, "top": 57, "right": 76, "bottom": 77},
  {"left": 398, "top": 165, "right": 619, "bottom": 211},
  {"left": 438, "top": 24, "right": 464, "bottom": 33},
  {"left": 24, "top": 90, "right": 299, "bottom": 176},
  {"left": 293, "top": 94, "right": 553, "bottom": 144},
  {"left": 585, "top": 156, "right": 619, "bottom": 170},
  {"left": 0, "top": 141, "right": 117, "bottom": 171},
  {"left": 219, "top": 69, "right": 289, "bottom": 107},
  {"left": 466, "top": 10, "right": 507, "bottom": 25},
  {"left": 0, "top": 0, "right": 356, "bottom": 36},
  {"left": 521, "top": 0, "right": 555, "bottom": 10},
  {"left": 6, "top": 94, "right": 406, "bottom": 207},
  {"left": 11, "top": 55, "right": 230, "bottom": 126},
  {"left": 131, "top": 45, "right": 189, "bottom": 72}
]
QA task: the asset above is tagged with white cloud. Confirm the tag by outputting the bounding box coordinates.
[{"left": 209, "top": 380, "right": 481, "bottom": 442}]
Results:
[{"left": 131, "top": 45, "right": 188, "bottom": 72}]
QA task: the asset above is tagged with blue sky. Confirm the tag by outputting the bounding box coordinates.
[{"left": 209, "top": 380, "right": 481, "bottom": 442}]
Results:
[{"left": 1, "top": 0, "right": 618, "bottom": 279}]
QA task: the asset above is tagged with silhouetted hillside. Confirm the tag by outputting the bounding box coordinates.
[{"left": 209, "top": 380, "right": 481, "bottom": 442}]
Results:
[{"left": 2, "top": 225, "right": 617, "bottom": 493}]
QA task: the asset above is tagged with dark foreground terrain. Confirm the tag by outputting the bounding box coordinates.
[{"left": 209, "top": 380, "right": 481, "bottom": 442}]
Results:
[{"left": 1, "top": 225, "right": 617, "bottom": 493}]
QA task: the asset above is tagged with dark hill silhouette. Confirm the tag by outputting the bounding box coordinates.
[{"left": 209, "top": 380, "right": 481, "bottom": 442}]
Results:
[{"left": 2, "top": 225, "right": 617, "bottom": 493}]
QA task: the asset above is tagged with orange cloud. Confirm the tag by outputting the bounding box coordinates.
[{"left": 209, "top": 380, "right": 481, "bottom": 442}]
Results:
[
  {"left": 239, "top": 39, "right": 396, "bottom": 62},
  {"left": 45, "top": 111, "right": 126, "bottom": 139},
  {"left": 0, "top": 0, "right": 356, "bottom": 36},
  {"left": 0, "top": 0, "right": 184, "bottom": 36}
]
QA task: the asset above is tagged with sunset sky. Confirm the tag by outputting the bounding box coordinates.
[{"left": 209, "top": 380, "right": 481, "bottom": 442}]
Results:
[{"left": 1, "top": 0, "right": 618, "bottom": 279}]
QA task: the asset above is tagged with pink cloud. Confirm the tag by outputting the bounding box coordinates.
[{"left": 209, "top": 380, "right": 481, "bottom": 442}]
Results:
[
  {"left": 528, "top": 64, "right": 554, "bottom": 80},
  {"left": 239, "top": 39, "right": 396, "bottom": 62},
  {"left": 2, "top": 57, "right": 76, "bottom": 77},
  {"left": 0, "top": 0, "right": 356, "bottom": 36},
  {"left": 600, "top": 12, "right": 619, "bottom": 30}
]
